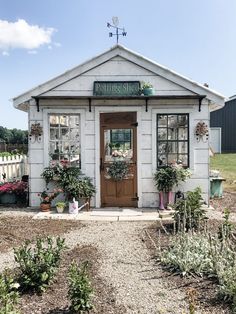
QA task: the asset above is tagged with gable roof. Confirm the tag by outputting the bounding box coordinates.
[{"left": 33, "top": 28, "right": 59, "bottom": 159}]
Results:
[{"left": 13, "top": 44, "right": 225, "bottom": 111}]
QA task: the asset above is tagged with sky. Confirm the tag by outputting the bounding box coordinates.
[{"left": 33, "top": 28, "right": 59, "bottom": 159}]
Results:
[{"left": 0, "top": 0, "right": 236, "bottom": 130}]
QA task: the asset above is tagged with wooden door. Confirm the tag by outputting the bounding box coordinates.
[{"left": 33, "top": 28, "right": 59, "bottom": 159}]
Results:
[{"left": 100, "top": 112, "right": 138, "bottom": 207}]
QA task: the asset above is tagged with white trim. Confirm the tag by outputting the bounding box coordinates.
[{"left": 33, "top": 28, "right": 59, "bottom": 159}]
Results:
[
  {"left": 210, "top": 127, "right": 222, "bottom": 154},
  {"left": 13, "top": 45, "right": 225, "bottom": 110},
  {"left": 42, "top": 108, "right": 86, "bottom": 173},
  {"left": 94, "top": 106, "right": 142, "bottom": 208}
]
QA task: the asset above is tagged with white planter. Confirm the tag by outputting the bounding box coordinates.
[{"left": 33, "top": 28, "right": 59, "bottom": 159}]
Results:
[{"left": 56, "top": 206, "right": 64, "bottom": 213}]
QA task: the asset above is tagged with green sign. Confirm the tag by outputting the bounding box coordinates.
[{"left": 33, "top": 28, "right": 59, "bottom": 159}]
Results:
[{"left": 93, "top": 81, "right": 140, "bottom": 96}]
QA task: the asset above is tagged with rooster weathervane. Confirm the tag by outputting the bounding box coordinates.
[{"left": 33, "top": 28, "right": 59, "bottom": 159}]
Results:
[{"left": 107, "top": 17, "right": 127, "bottom": 44}]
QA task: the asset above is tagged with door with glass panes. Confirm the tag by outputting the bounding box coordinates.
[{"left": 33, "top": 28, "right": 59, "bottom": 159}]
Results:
[{"left": 100, "top": 112, "right": 138, "bottom": 207}]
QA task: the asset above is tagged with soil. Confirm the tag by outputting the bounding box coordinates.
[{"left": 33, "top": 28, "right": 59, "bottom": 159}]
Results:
[
  {"left": 0, "top": 215, "right": 82, "bottom": 252},
  {"left": 144, "top": 220, "right": 235, "bottom": 314},
  {"left": 210, "top": 191, "right": 236, "bottom": 213},
  {"left": 17, "top": 245, "right": 126, "bottom": 314}
]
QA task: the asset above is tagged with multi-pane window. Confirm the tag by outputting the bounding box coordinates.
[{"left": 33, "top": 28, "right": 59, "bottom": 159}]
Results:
[
  {"left": 157, "top": 114, "right": 189, "bottom": 167},
  {"left": 49, "top": 114, "right": 80, "bottom": 167}
]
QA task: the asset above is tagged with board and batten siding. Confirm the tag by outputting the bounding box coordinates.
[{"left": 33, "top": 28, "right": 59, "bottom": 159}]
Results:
[{"left": 27, "top": 56, "right": 210, "bottom": 207}]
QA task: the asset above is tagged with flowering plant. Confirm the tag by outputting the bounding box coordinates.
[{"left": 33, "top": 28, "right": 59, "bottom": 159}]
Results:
[
  {"left": 0, "top": 181, "right": 28, "bottom": 195},
  {"left": 41, "top": 160, "right": 70, "bottom": 185},
  {"left": 38, "top": 189, "right": 63, "bottom": 204},
  {"left": 112, "top": 150, "right": 128, "bottom": 158}
]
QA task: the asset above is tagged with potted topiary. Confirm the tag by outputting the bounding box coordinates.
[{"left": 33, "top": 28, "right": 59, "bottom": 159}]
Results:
[{"left": 141, "top": 82, "right": 154, "bottom": 96}]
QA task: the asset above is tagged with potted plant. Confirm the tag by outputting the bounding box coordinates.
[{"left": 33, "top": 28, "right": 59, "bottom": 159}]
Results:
[
  {"left": 38, "top": 189, "right": 62, "bottom": 212},
  {"left": 141, "top": 82, "right": 154, "bottom": 96},
  {"left": 55, "top": 201, "right": 66, "bottom": 213},
  {"left": 0, "top": 181, "right": 28, "bottom": 204},
  {"left": 59, "top": 175, "right": 95, "bottom": 214},
  {"left": 154, "top": 165, "right": 191, "bottom": 210}
]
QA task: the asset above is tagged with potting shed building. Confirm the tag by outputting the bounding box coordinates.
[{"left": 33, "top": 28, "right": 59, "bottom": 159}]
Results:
[{"left": 13, "top": 45, "right": 225, "bottom": 208}]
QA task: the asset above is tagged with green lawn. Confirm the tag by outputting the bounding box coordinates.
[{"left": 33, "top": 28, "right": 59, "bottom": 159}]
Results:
[{"left": 210, "top": 153, "right": 236, "bottom": 192}]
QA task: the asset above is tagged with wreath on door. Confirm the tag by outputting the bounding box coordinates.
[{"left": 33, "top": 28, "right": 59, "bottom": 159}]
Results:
[{"left": 107, "top": 160, "right": 129, "bottom": 181}]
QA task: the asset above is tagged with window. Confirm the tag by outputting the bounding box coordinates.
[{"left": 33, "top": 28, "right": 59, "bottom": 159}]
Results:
[
  {"left": 49, "top": 114, "right": 80, "bottom": 167},
  {"left": 157, "top": 114, "right": 189, "bottom": 167}
]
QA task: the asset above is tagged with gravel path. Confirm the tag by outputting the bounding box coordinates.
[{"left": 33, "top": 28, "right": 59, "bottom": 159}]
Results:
[{"left": 0, "top": 220, "right": 188, "bottom": 313}]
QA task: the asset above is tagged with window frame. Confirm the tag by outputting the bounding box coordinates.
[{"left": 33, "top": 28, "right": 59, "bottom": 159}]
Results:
[
  {"left": 43, "top": 108, "right": 85, "bottom": 171},
  {"left": 156, "top": 113, "right": 190, "bottom": 168},
  {"left": 48, "top": 113, "right": 81, "bottom": 168}
]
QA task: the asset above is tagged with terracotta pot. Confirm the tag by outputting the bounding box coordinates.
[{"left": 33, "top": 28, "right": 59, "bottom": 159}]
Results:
[{"left": 40, "top": 203, "right": 51, "bottom": 212}]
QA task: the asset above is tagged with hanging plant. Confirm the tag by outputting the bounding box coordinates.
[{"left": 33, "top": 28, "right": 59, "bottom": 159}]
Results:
[{"left": 107, "top": 160, "right": 129, "bottom": 181}]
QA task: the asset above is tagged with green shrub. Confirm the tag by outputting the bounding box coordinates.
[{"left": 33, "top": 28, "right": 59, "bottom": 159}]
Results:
[
  {"left": 218, "top": 208, "right": 234, "bottom": 241},
  {"left": 160, "top": 227, "right": 236, "bottom": 310},
  {"left": 0, "top": 272, "right": 20, "bottom": 314},
  {"left": 161, "top": 233, "right": 214, "bottom": 277},
  {"left": 173, "top": 187, "right": 206, "bottom": 231},
  {"left": 68, "top": 261, "right": 93, "bottom": 313},
  {"left": 14, "top": 236, "right": 66, "bottom": 292}
]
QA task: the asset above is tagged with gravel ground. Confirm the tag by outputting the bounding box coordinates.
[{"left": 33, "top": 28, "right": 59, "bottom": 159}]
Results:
[
  {"left": 208, "top": 192, "right": 236, "bottom": 222},
  {"left": 0, "top": 220, "right": 188, "bottom": 314}
]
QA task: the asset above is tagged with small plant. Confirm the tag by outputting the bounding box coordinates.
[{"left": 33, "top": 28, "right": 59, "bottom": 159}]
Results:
[
  {"left": 173, "top": 187, "right": 206, "bottom": 231},
  {"left": 55, "top": 201, "right": 66, "bottom": 208},
  {"left": 160, "top": 233, "right": 214, "bottom": 277},
  {"left": 186, "top": 288, "right": 198, "bottom": 314},
  {"left": 38, "top": 189, "right": 62, "bottom": 204},
  {"left": 141, "top": 82, "right": 153, "bottom": 89},
  {"left": 41, "top": 167, "right": 55, "bottom": 185},
  {"left": 218, "top": 208, "right": 234, "bottom": 241},
  {"left": 14, "top": 236, "right": 66, "bottom": 292},
  {"left": 0, "top": 272, "right": 20, "bottom": 314},
  {"left": 68, "top": 261, "right": 93, "bottom": 313}
]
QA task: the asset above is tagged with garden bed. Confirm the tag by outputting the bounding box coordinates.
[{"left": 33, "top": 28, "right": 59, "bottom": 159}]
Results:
[
  {"left": 0, "top": 215, "right": 82, "bottom": 252},
  {"left": 144, "top": 219, "right": 235, "bottom": 314},
  {"left": 17, "top": 245, "right": 126, "bottom": 314}
]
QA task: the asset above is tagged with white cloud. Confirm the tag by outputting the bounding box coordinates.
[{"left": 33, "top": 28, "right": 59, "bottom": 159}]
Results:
[
  {"left": 2, "top": 50, "right": 9, "bottom": 56},
  {"left": 0, "top": 19, "right": 55, "bottom": 51},
  {"left": 54, "top": 42, "right": 61, "bottom": 47}
]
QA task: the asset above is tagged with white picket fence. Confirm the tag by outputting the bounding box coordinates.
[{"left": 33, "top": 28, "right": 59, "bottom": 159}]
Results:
[{"left": 0, "top": 155, "right": 28, "bottom": 181}]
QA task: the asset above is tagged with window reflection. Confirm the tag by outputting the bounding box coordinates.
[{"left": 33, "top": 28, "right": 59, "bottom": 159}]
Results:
[
  {"left": 49, "top": 114, "right": 80, "bottom": 167},
  {"left": 104, "top": 129, "right": 133, "bottom": 162}
]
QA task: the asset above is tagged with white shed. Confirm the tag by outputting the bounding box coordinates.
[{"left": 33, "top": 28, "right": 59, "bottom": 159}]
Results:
[{"left": 13, "top": 45, "right": 225, "bottom": 208}]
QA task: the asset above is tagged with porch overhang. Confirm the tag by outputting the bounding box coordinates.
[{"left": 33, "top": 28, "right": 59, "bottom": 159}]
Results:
[{"left": 32, "top": 94, "right": 206, "bottom": 113}]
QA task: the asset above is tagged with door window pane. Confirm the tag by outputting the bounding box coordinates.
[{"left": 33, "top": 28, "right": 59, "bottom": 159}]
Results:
[{"left": 104, "top": 128, "right": 133, "bottom": 162}]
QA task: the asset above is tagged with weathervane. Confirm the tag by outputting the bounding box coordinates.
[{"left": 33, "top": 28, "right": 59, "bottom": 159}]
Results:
[{"left": 107, "top": 17, "right": 127, "bottom": 44}]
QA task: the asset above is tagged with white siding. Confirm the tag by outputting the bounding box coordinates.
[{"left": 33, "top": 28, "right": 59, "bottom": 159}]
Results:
[{"left": 27, "top": 57, "right": 210, "bottom": 207}]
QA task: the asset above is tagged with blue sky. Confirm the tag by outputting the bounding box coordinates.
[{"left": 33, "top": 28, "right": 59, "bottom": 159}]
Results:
[{"left": 0, "top": 0, "right": 235, "bottom": 129}]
